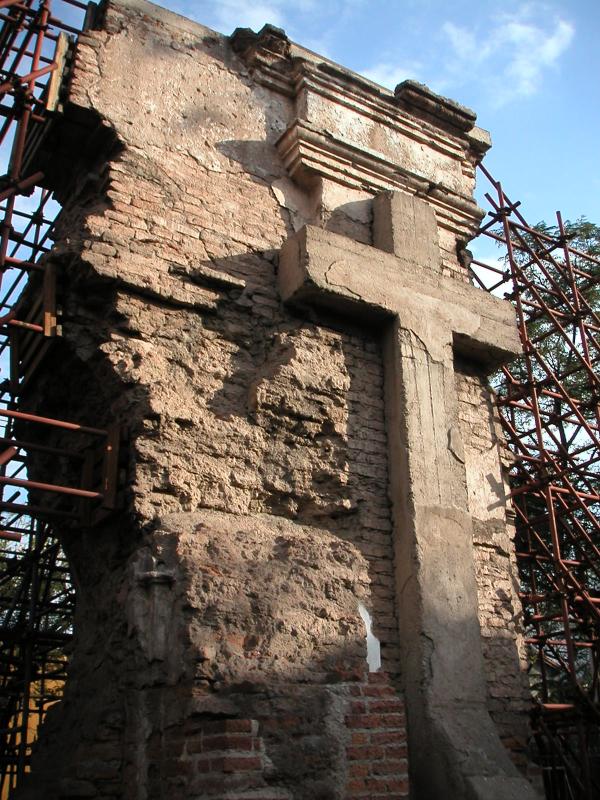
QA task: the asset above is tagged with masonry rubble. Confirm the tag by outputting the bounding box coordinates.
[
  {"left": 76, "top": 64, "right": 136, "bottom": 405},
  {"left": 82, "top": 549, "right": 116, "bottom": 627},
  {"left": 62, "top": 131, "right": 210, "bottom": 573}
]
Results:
[{"left": 16, "top": 1, "right": 539, "bottom": 798}]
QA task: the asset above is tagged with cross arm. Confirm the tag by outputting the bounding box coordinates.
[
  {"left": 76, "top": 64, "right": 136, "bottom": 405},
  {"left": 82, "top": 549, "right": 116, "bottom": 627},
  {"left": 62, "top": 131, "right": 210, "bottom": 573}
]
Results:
[{"left": 279, "top": 225, "right": 521, "bottom": 372}]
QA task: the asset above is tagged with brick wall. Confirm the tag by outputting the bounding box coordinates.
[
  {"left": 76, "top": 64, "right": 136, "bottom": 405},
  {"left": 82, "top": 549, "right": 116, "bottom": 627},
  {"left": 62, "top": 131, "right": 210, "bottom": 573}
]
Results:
[
  {"left": 456, "top": 364, "right": 533, "bottom": 770},
  {"left": 345, "top": 674, "right": 409, "bottom": 799},
  {"left": 144, "top": 674, "right": 409, "bottom": 800}
]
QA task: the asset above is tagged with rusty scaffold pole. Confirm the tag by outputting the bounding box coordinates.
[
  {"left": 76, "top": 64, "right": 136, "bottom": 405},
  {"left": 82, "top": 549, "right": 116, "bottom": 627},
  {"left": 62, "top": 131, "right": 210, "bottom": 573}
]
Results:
[
  {"left": 0, "top": 2, "right": 121, "bottom": 794},
  {"left": 473, "top": 164, "right": 600, "bottom": 800}
]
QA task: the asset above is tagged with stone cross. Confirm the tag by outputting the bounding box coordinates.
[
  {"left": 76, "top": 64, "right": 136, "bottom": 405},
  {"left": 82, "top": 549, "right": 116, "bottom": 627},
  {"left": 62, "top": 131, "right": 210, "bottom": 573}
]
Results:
[{"left": 279, "top": 192, "right": 538, "bottom": 800}]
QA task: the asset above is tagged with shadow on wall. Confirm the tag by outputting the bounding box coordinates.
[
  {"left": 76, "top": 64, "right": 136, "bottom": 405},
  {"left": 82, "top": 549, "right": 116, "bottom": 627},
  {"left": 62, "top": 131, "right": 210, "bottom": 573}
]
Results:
[
  {"left": 15, "top": 501, "right": 535, "bottom": 799},
  {"left": 164, "top": 248, "right": 403, "bottom": 679},
  {"left": 14, "top": 241, "right": 534, "bottom": 797},
  {"left": 216, "top": 137, "right": 374, "bottom": 245}
]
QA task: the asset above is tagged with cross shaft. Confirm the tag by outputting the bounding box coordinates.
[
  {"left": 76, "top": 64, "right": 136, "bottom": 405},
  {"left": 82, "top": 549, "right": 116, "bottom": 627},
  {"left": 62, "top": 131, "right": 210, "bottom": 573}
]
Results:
[{"left": 279, "top": 192, "right": 537, "bottom": 800}]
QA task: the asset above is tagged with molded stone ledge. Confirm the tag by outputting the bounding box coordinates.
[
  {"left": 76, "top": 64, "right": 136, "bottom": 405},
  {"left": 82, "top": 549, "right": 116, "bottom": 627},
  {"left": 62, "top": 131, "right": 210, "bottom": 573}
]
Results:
[
  {"left": 289, "top": 59, "right": 476, "bottom": 161},
  {"left": 395, "top": 79, "right": 477, "bottom": 133},
  {"left": 229, "top": 22, "right": 488, "bottom": 143},
  {"left": 233, "top": 19, "right": 490, "bottom": 245},
  {"left": 276, "top": 119, "right": 484, "bottom": 241}
]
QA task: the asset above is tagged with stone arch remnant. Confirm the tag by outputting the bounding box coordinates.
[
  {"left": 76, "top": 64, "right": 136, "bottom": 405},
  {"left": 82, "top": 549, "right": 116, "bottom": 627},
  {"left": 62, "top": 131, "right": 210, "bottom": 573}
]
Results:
[{"left": 16, "top": 2, "right": 540, "bottom": 799}]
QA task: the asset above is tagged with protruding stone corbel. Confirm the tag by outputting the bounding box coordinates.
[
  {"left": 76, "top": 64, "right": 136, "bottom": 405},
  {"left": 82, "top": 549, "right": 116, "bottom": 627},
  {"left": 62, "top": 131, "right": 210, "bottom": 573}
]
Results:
[{"left": 230, "top": 23, "right": 291, "bottom": 68}]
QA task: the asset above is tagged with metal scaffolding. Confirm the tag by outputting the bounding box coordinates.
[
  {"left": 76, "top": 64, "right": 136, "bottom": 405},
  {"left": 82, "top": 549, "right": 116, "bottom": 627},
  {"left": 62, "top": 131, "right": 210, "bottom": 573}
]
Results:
[
  {"left": 0, "top": 2, "right": 120, "bottom": 794},
  {"left": 0, "top": 2, "right": 597, "bottom": 798},
  {"left": 472, "top": 164, "right": 600, "bottom": 799}
]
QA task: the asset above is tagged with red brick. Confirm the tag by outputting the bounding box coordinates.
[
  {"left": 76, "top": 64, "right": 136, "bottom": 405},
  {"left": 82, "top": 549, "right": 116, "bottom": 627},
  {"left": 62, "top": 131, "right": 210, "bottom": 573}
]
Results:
[
  {"left": 201, "top": 733, "right": 254, "bottom": 752},
  {"left": 368, "top": 672, "right": 389, "bottom": 684},
  {"left": 346, "top": 745, "right": 384, "bottom": 760},
  {"left": 346, "top": 713, "right": 405, "bottom": 729},
  {"left": 370, "top": 731, "right": 406, "bottom": 745},
  {"left": 360, "top": 684, "right": 396, "bottom": 697},
  {"left": 366, "top": 698, "right": 404, "bottom": 714},
  {"left": 384, "top": 744, "right": 408, "bottom": 759},
  {"left": 349, "top": 762, "right": 370, "bottom": 778},
  {"left": 346, "top": 777, "right": 367, "bottom": 793},
  {"left": 211, "top": 755, "right": 262, "bottom": 773},
  {"left": 371, "top": 758, "right": 408, "bottom": 775}
]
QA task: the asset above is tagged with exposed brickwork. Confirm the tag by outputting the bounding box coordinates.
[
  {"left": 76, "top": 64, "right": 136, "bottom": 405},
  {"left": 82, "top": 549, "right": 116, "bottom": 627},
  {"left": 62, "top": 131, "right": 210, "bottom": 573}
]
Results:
[
  {"left": 52, "top": 4, "right": 401, "bottom": 675},
  {"left": 142, "top": 675, "right": 409, "bottom": 800},
  {"left": 169, "top": 719, "right": 290, "bottom": 799},
  {"left": 456, "top": 365, "right": 533, "bottom": 770},
  {"left": 48, "top": 674, "right": 408, "bottom": 799},
  {"left": 345, "top": 674, "right": 409, "bottom": 799}
]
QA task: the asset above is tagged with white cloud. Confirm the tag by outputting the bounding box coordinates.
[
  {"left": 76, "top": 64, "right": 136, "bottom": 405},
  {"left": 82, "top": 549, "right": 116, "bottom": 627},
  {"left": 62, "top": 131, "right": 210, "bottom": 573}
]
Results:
[
  {"left": 209, "top": 0, "right": 287, "bottom": 32},
  {"left": 362, "top": 60, "right": 424, "bottom": 90},
  {"left": 441, "top": 7, "right": 574, "bottom": 106},
  {"left": 361, "top": 4, "right": 574, "bottom": 109}
]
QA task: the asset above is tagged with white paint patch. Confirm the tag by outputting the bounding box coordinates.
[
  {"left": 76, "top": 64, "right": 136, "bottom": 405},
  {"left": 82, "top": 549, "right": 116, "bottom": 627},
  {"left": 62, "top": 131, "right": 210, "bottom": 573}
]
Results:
[
  {"left": 271, "top": 177, "right": 319, "bottom": 231},
  {"left": 358, "top": 602, "right": 381, "bottom": 672}
]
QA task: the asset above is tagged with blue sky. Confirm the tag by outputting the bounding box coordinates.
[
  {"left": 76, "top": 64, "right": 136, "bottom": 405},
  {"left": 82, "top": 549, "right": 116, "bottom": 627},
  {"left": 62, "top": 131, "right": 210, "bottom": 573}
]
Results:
[{"left": 166, "top": 0, "right": 600, "bottom": 231}]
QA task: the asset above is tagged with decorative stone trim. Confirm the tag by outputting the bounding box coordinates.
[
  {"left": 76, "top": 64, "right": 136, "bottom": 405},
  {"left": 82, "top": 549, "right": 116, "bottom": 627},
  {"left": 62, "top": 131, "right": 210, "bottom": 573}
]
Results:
[{"left": 276, "top": 119, "right": 484, "bottom": 240}]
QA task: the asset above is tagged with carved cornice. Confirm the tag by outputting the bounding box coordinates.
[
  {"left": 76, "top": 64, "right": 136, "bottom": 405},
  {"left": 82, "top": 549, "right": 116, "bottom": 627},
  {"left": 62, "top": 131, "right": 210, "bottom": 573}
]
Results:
[
  {"left": 230, "top": 28, "right": 489, "bottom": 147},
  {"left": 394, "top": 80, "right": 476, "bottom": 134},
  {"left": 276, "top": 120, "right": 483, "bottom": 239},
  {"left": 231, "top": 25, "right": 490, "bottom": 239}
]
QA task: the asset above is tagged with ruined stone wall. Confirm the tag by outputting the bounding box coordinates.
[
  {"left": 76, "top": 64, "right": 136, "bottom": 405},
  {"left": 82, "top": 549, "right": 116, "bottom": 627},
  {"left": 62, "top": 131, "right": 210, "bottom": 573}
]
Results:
[
  {"left": 456, "top": 365, "right": 533, "bottom": 769},
  {"left": 17, "top": 1, "right": 533, "bottom": 797},
  {"left": 61, "top": 0, "right": 401, "bottom": 670}
]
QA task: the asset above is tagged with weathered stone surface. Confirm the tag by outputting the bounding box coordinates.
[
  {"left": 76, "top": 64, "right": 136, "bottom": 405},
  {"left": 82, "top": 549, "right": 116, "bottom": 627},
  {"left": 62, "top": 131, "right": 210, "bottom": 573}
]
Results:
[
  {"left": 16, "top": 1, "right": 537, "bottom": 798},
  {"left": 278, "top": 197, "right": 535, "bottom": 799},
  {"left": 167, "top": 509, "right": 372, "bottom": 683},
  {"left": 457, "top": 366, "right": 534, "bottom": 768},
  {"left": 373, "top": 189, "right": 441, "bottom": 270},
  {"left": 280, "top": 223, "right": 520, "bottom": 368}
]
